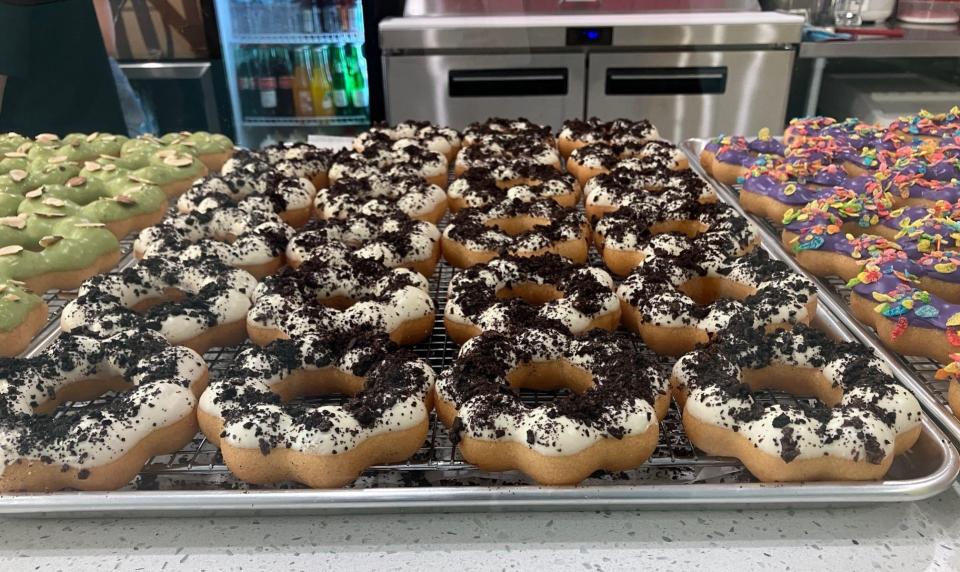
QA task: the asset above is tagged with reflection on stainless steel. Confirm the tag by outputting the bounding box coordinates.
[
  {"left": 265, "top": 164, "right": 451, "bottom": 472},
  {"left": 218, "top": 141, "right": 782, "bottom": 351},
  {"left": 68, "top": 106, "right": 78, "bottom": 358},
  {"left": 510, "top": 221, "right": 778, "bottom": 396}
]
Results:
[
  {"left": 117, "top": 62, "right": 221, "bottom": 133},
  {"left": 405, "top": 0, "right": 762, "bottom": 16}
]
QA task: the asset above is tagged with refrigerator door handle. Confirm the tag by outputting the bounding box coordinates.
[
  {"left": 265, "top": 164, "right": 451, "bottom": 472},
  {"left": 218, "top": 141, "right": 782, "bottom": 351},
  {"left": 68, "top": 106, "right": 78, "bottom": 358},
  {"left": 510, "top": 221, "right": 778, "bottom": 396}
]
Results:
[
  {"left": 604, "top": 66, "right": 728, "bottom": 96},
  {"left": 448, "top": 68, "right": 568, "bottom": 97}
]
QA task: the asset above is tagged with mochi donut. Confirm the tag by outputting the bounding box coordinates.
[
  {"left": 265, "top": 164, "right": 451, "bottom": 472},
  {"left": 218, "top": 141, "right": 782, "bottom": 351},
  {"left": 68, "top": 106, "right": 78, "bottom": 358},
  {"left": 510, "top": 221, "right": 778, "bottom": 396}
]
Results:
[
  {"left": 61, "top": 256, "right": 257, "bottom": 353},
  {"left": 0, "top": 214, "right": 121, "bottom": 293},
  {"left": 314, "top": 172, "right": 447, "bottom": 224},
  {"left": 617, "top": 234, "right": 818, "bottom": 356},
  {"left": 557, "top": 117, "right": 660, "bottom": 159},
  {"left": 328, "top": 141, "right": 448, "bottom": 189},
  {"left": 935, "top": 354, "right": 960, "bottom": 419},
  {"left": 889, "top": 107, "right": 960, "bottom": 143},
  {"left": 446, "top": 163, "right": 581, "bottom": 211},
  {"left": 134, "top": 208, "right": 294, "bottom": 279},
  {"left": 584, "top": 166, "right": 716, "bottom": 221},
  {"left": 671, "top": 322, "right": 922, "bottom": 482},
  {"left": 285, "top": 206, "right": 441, "bottom": 277},
  {"left": 441, "top": 194, "right": 590, "bottom": 268},
  {"left": 462, "top": 117, "right": 555, "bottom": 148},
  {"left": 354, "top": 120, "right": 462, "bottom": 162},
  {"left": 0, "top": 329, "right": 208, "bottom": 492},
  {"left": 160, "top": 131, "right": 235, "bottom": 171},
  {"left": 566, "top": 139, "right": 688, "bottom": 187},
  {"left": 454, "top": 134, "right": 561, "bottom": 176},
  {"left": 594, "top": 200, "right": 759, "bottom": 276},
  {"left": 699, "top": 129, "right": 785, "bottom": 185},
  {"left": 257, "top": 141, "right": 334, "bottom": 190},
  {"left": 436, "top": 327, "right": 670, "bottom": 486},
  {"left": 443, "top": 253, "right": 620, "bottom": 344},
  {"left": 176, "top": 168, "right": 317, "bottom": 228},
  {"left": 0, "top": 279, "right": 46, "bottom": 357},
  {"left": 198, "top": 333, "right": 434, "bottom": 489},
  {"left": 129, "top": 149, "right": 209, "bottom": 198},
  {"left": 247, "top": 241, "right": 434, "bottom": 346}
]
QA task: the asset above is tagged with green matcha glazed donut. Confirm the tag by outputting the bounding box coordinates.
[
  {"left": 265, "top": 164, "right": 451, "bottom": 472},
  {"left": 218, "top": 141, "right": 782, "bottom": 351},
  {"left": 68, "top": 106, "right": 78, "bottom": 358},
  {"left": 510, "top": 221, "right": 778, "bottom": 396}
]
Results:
[{"left": 0, "top": 278, "right": 46, "bottom": 357}]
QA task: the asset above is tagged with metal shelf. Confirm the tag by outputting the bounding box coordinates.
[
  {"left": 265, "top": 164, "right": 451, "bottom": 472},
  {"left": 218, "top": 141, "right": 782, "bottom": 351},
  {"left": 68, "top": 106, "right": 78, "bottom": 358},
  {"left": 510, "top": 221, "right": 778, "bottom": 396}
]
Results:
[
  {"left": 242, "top": 116, "right": 368, "bottom": 128},
  {"left": 231, "top": 32, "right": 364, "bottom": 45}
]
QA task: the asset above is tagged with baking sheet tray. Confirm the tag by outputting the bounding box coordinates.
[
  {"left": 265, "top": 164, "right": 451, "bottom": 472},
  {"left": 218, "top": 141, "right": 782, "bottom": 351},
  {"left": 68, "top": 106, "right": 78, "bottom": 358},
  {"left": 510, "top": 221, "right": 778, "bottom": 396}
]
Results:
[
  {"left": 0, "top": 141, "right": 955, "bottom": 517},
  {"left": 681, "top": 136, "right": 960, "bottom": 449}
]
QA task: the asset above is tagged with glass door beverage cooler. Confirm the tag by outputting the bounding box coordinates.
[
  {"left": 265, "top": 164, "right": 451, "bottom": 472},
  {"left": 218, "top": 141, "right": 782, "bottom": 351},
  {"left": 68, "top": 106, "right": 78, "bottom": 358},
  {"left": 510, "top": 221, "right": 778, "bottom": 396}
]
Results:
[{"left": 214, "top": 0, "right": 370, "bottom": 147}]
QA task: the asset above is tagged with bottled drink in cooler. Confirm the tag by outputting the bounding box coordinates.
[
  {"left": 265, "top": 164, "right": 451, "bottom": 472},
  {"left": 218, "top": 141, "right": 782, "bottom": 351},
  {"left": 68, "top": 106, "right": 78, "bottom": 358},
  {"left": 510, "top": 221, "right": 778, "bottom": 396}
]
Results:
[
  {"left": 346, "top": 44, "right": 368, "bottom": 116},
  {"left": 292, "top": 46, "right": 314, "bottom": 117},
  {"left": 310, "top": 47, "right": 335, "bottom": 117},
  {"left": 320, "top": 0, "right": 340, "bottom": 33},
  {"left": 328, "top": 44, "right": 351, "bottom": 116},
  {"left": 256, "top": 46, "right": 278, "bottom": 117},
  {"left": 274, "top": 47, "right": 296, "bottom": 117},
  {"left": 236, "top": 47, "right": 260, "bottom": 117}
]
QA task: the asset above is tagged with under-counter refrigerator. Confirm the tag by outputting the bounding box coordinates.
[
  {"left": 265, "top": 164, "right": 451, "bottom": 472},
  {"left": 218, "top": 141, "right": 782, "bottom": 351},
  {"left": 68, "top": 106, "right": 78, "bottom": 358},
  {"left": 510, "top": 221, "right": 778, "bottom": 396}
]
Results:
[{"left": 214, "top": 0, "right": 372, "bottom": 147}]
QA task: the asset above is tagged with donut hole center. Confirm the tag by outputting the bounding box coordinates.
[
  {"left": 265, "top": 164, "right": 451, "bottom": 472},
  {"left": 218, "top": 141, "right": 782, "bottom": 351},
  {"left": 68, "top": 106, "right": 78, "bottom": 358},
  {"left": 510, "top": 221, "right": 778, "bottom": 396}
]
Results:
[
  {"left": 485, "top": 216, "right": 550, "bottom": 237},
  {"left": 269, "top": 368, "right": 365, "bottom": 403},
  {"left": 506, "top": 361, "right": 595, "bottom": 395},
  {"left": 678, "top": 276, "right": 756, "bottom": 306},
  {"left": 32, "top": 375, "right": 130, "bottom": 415},
  {"left": 316, "top": 295, "right": 358, "bottom": 311},
  {"left": 648, "top": 220, "right": 708, "bottom": 239},
  {"left": 131, "top": 287, "right": 187, "bottom": 312},
  {"left": 495, "top": 283, "right": 563, "bottom": 305},
  {"left": 741, "top": 365, "right": 842, "bottom": 407}
]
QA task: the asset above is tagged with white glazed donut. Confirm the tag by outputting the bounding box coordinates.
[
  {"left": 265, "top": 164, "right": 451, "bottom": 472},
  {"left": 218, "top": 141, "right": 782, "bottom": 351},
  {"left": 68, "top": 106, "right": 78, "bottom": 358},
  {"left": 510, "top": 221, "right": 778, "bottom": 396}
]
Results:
[
  {"left": 247, "top": 241, "right": 435, "bottom": 346},
  {"left": 671, "top": 323, "right": 923, "bottom": 482},
  {"left": 0, "top": 329, "right": 208, "bottom": 491},
  {"left": 435, "top": 327, "right": 670, "bottom": 485},
  {"left": 354, "top": 120, "right": 462, "bottom": 161},
  {"left": 584, "top": 166, "right": 716, "bottom": 220},
  {"left": 134, "top": 208, "right": 294, "bottom": 278},
  {"left": 286, "top": 205, "right": 441, "bottom": 277},
  {"left": 617, "top": 234, "right": 818, "bottom": 356},
  {"left": 61, "top": 256, "right": 257, "bottom": 353},
  {"left": 462, "top": 117, "right": 555, "bottom": 147},
  {"left": 176, "top": 169, "right": 316, "bottom": 227},
  {"left": 446, "top": 163, "right": 581, "bottom": 211},
  {"left": 454, "top": 135, "right": 561, "bottom": 175},
  {"left": 197, "top": 332, "right": 434, "bottom": 488},
  {"left": 328, "top": 140, "right": 449, "bottom": 188},
  {"left": 443, "top": 253, "right": 620, "bottom": 344}
]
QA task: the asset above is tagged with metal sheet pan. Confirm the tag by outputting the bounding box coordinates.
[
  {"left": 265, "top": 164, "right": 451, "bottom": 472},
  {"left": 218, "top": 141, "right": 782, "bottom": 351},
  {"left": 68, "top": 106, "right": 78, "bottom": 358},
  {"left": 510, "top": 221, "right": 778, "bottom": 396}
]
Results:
[
  {"left": 0, "top": 143, "right": 956, "bottom": 517},
  {"left": 681, "top": 136, "right": 960, "bottom": 449}
]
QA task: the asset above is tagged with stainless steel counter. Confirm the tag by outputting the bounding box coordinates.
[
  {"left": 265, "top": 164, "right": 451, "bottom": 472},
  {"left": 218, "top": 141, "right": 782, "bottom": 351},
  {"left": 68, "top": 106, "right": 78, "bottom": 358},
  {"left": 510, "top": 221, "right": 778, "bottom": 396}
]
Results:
[{"left": 799, "top": 22, "right": 960, "bottom": 59}]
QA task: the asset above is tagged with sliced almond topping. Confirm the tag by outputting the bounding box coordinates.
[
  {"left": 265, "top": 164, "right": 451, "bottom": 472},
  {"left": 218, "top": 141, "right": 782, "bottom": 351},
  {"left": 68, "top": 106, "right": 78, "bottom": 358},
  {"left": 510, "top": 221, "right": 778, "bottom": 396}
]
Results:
[
  {"left": 180, "top": 140, "right": 197, "bottom": 147},
  {"left": 128, "top": 175, "right": 154, "bottom": 184},
  {"left": 35, "top": 211, "right": 65, "bottom": 218},
  {"left": 8, "top": 169, "right": 27, "bottom": 182},
  {"left": 49, "top": 155, "right": 67, "bottom": 164},
  {"left": 0, "top": 285, "right": 6, "bottom": 293},
  {"left": 0, "top": 245, "right": 24, "bottom": 256},
  {"left": 83, "top": 161, "right": 101, "bottom": 172},
  {"left": 99, "top": 154, "right": 116, "bottom": 161},
  {"left": 0, "top": 216, "right": 26, "bottom": 229},
  {"left": 8, "top": 279, "right": 27, "bottom": 286},
  {"left": 35, "top": 133, "right": 59, "bottom": 142},
  {"left": 2, "top": 294, "right": 20, "bottom": 302},
  {"left": 86, "top": 132, "right": 100, "bottom": 142},
  {"left": 42, "top": 198, "right": 65, "bottom": 207},
  {"left": 114, "top": 194, "right": 136, "bottom": 205},
  {"left": 39, "top": 234, "right": 63, "bottom": 247},
  {"left": 103, "top": 164, "right": 117, "bottom": 172},
  {"left": 164, "top": 156, "right": 194, "bottom": 167},
  {"left": 75, "top": 222, "right": 106, "bottom": 228},
  {"left": 16, "top": 142, "right": 32, "bottom": 153},
  {"left": 4, "top": 152, "right": 27, "bottom": 159},
  {"left": 66, "top": 176, "right": 87, "bottom": 188},
  {"left": 155, "top": 149, "right": 175, "bottom": 159},
  {"left": 24, "top": 188, "right": 43, "bottom": 199}
]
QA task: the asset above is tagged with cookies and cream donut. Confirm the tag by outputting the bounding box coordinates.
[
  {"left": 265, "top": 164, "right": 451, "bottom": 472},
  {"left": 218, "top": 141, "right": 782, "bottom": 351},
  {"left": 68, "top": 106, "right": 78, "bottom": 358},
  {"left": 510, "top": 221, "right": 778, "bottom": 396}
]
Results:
[
  {"left": 354, "top": 120, "right": 462, "bottom": 162},
  {"left": 584, "top": 167, "right": 715, "bottom": 220},
  {"left": 182, "top": 166, "right": 317, "bottom": 227},
  {"left": 567, "top": 139, "right": 688, "bottom": 187},
  {"left": 134, "top": 208, "right": 294, "bottom": 278},
  {"left": 462, "top": 117, "right": 554, "bottom": 147},
  {"left": 594, "top": 201, "right": 759, "bottom": 276},
  {"left": 672, "top": 322, "right": 922, "bottom": 482},
  {"left": 61, "top": 256, "right": 257, "bottom": 353},
  {"left": 198, "top": 333, "right": 434, "bottom": 489},
  {"left": 257, "top": 141, "right": 333, "bottom": 190},
  {"left": 443, "top": 253, "right": 620, "bottom": 344},
  {"left": 328, "top": 141, "right": 448, "bottom": 189},
  {"left": 453, "top": 135, "right": 561, "bottom": 176},
  {"left": 0, "top": 279, "right": 46, "bottom": 357},
  {"left": 315, "top": 171, "right": 447, "bottom": 224},
  {"left": 441, "top": 195, "right": 590, "bottom": 268},
  {"left": 446, "top": 164, "right": 580, "bottom": 211},
  {"left": 247, "top": 242, "right": 434, "bottom": 346},
  {"left": 617, "top": 234, "right": 817, "bottom": 356},
  {"left": 286, "top": 207, "right": 441, "bottom": 277},
  {"left": 557, "top": 117, "right": 660, "bottom": 158},
  {"left": 0, "top": 214, "right": 121, "bottom": 293},
  {"left": 0, "top": 329, "right": 208, "bottom": 492},
  {"left": 436, "top": 327, "right": 669, "bottom": 486}
]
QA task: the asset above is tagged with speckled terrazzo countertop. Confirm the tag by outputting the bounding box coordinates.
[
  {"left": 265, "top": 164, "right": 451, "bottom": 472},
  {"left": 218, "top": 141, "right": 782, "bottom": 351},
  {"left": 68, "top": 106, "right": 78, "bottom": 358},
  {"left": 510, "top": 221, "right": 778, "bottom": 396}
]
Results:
[{"left": 2, "top": 484, "right": 960, "bottom": 571}]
